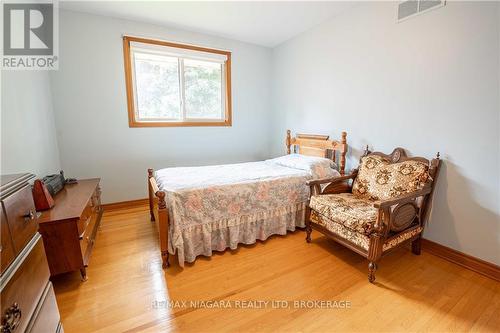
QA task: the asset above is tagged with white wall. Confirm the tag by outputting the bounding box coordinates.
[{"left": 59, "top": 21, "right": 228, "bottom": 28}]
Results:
[
  {"left": 271, "top": 1, "right": 500, "bottom": 264},
  {"left": 50, "top": 10, "right": 272, "bottom": 203},
  {"left": 1, "top": 71, "right": 61, "bottom": 177}
]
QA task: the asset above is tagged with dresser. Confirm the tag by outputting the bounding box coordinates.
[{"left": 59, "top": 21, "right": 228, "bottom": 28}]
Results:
[
  {"left": 0, "top": 173, "right": 62, "bottom": 333},
  {"left": 37, "top": 179, "right": 102, "bottom": 281}
]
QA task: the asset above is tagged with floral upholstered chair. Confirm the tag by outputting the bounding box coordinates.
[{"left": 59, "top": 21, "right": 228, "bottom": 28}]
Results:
[{"left": 305, "top": 148, "right": 441, "bottom": 282}]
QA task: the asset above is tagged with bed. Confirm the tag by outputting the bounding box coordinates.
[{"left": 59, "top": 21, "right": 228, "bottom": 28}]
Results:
[{"left": 148, "top": 130, "right": 348, "bottom": 268}]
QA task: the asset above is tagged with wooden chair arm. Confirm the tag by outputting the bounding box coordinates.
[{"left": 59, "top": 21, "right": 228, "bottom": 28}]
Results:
[
  {"left": 373, "top": 185, "right": 432, "bottom": 209},
  {"left": 306, "top": 171, "right": 358, "bottom": 187}
]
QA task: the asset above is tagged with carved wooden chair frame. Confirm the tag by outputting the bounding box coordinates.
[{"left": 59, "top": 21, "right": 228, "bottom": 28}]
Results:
[{"left": 305, "top": 147, "right": 441, "bottom": 282}]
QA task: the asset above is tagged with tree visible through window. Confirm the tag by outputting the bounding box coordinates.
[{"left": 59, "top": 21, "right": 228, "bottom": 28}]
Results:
[{"left": 123, "top": 36, "right": 231, "bottom": 127}]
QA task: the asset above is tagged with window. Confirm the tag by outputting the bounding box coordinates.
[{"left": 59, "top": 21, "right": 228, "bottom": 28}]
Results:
[{"left": 123, "top": 36, "right": 232, "bottom": 127}]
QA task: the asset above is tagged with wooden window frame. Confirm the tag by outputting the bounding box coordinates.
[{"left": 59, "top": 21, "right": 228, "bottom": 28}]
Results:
[{"left": 123, "top": 36, "right": 232, "bottom": 127}]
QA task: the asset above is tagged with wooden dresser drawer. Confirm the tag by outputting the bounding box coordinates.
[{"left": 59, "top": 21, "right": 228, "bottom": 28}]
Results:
[
  {"left": 0, "top": 205, "right": 16, "bottom": 274},
  {"left": 2, "top": 185, "right": 38, "bottom": 252},
  {"left": 25, "top": 283, "right": 61, "bottom": 333},
  {"left": 80, "top": 206, "right": 100, "bottom": 264},
  {"left": 77, "top": 208, "right": 91, "bottom": 239},
  {"left": 0, "top": 234, "right": 50, "bottom": 333},
  {"left": 80, "top": 235, "right": 90, "bottom": 260}
]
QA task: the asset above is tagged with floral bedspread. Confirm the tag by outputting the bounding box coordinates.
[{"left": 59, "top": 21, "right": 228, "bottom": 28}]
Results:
[{"left": 155, "top": 160, "right": 339, "bottom": 266}]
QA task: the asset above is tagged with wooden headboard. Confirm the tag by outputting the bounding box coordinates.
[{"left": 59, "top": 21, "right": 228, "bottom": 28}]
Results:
[{"left": 286, "top": 130, "right": 348, "bottom": 175}]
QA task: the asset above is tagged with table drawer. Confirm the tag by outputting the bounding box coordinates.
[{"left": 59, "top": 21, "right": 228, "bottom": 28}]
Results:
[
  {"left": 77, "top": 200, "right": 93, "bottom": 237},
  {"left": 91, "top": 188, "right": 101, "bottom": 211},
  {"left": 80, "top": 209, "right": 99, "bottom": 264},
  {"left": 2, "top": 185, "right": 38, "bottom": 253},
  {"left": 0, "top": 235, "right": 50, "bottom": 333},
  {"left": 80, "top": 235, "right": 89, "bottom": 260}
]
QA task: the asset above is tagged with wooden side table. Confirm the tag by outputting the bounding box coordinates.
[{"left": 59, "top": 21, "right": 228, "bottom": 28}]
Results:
[{"left": 37, "top": 179, "right": 102, "bottom": 281}]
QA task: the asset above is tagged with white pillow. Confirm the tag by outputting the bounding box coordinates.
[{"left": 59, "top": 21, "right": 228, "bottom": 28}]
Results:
[{"left": 266, "top": 154, "right": 339, "bottom": 179}]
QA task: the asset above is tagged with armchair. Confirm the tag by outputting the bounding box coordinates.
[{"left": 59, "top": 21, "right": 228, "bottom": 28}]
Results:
[{"left": 305, "top": 147, "right": 441, "bottom": 282}]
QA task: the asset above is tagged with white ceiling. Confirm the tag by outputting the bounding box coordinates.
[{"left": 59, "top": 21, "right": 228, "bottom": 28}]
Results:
[{"left": 60, "top": 1, "right": 355, "bottom": 47}]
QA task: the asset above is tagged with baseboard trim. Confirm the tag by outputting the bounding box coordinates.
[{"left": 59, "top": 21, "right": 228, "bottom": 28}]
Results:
[
  {"left": 422, "top": 239, "right": 500, "bottom": 282},
  {"left": 102, "top": 198, "right": 149, "bottom": 211}
]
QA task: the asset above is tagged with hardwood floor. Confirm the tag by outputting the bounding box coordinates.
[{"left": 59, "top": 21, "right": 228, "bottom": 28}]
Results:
[{"left": 52, "top": 205, "right": 500, "bottom": 333}]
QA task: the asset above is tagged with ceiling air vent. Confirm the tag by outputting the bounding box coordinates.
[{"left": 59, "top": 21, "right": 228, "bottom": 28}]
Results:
[{"left": 397, "top": 0, "right": 446, "bottom": 22}]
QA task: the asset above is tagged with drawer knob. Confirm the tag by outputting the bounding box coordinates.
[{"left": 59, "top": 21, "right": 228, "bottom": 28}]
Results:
[
  {"left": 22, "top": 210, "right": 35, "bottom": 221},
  {"left": 1, "top": 303, "right": 22, "bottom": 333}
]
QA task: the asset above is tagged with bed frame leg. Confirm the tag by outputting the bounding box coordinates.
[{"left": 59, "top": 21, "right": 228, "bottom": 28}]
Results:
[
  {"left": 162, "top": 251, "right": 170, "bottom": 268},
  {"left": 148, "top": 168, "right": 155, "bottom": 222},
  {"left": 157, "top": 191, "right": 170, "bottom": 269}
]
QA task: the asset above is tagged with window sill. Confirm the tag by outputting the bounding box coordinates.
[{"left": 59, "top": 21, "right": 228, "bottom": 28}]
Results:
[{"left": 128, "top": 120, "right": 232, "bottom": 127}]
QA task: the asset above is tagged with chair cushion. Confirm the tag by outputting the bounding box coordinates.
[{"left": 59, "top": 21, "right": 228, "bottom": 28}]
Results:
[
  {"left": 352, "top": 155, "right": 429, "bottom": 201},
  {"left": 310, "top": 210, "right": 423, "bottom": 252},
  {"left": 310, "top": 210, "right": 371, "bottom": 250},
  {"left": 309, "top": 193, "right": 377, "bottom": 235}
]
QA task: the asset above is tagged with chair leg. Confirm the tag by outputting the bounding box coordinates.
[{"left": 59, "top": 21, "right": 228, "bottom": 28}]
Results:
[
  {"left": 306, "top": 224, "right": 312, "bottom": 243},
  {"left": 411, "top": 236, "right": 422, "bottom": 255},
  {"left": 368, "top": 262, "right": 377, "bottom": 283},
  {"left": 367, "top": 233, "right": 382, "bottom": 283}
]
